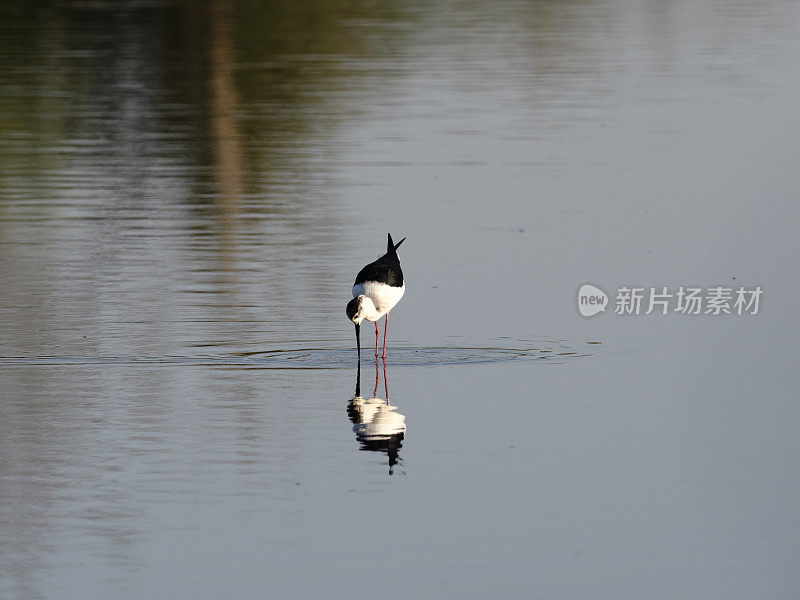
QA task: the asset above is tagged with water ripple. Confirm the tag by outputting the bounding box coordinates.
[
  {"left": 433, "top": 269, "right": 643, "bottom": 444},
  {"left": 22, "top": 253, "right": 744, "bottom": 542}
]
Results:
[{"left": 0, "top": 345, "right": 593, "bottom": 369}]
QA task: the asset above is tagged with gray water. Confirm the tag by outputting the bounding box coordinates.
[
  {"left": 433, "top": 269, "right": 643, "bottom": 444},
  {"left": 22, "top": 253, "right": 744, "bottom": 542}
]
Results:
[{"left": 2, "top": 1, "right": 800, "bottom": 598}]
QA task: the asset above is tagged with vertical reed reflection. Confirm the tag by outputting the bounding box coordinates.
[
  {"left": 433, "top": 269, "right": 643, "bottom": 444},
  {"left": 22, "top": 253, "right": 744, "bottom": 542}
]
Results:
[{"left": 209, "top": 0, "right": 242, "bottom": 239}]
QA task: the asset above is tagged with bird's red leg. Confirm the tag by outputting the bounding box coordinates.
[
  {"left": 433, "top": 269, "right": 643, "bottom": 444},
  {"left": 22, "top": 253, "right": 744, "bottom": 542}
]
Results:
[
  {"left": 383, "top": 361, "right": 389, "bottom": 402},
  {"left": 382, "top": 314, "right": 388, "bottom": 360},
  {"left": 374, "top": 321, "right": 379, "bottom": 358},
  {"left": 373, "top": 360, "right": 379, "bottom": 397}
]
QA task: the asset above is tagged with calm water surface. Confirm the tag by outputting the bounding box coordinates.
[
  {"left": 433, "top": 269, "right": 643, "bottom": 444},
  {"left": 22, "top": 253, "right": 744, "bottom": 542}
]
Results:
[{"left": 2, "top": 1, "right": 800, "bottom": 598}]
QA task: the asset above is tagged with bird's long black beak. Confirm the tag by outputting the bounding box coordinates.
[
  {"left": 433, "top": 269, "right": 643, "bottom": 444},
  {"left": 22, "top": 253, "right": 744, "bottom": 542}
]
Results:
[{"left": 355, "top": 322, "right": 361, "bottom": 362}]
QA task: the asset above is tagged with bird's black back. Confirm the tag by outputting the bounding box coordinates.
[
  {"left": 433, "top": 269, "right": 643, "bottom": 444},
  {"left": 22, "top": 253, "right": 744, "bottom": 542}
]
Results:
[
  {"left": 354, "top": 233, "right": 405, "bottom": 287},
  {"left": 354, "top": 253, "right": 403, "bottom": 287}
]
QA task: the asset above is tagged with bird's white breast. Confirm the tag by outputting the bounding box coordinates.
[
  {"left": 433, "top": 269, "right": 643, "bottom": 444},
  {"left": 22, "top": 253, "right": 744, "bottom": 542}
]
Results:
[{"left": 352, "top": 281, "right": 405, "bottom": 317}]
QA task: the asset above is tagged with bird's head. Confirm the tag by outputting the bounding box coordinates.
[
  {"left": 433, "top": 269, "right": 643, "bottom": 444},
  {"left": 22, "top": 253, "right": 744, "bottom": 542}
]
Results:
[
  {"left": 346, "top": 295, "right": 378, "bottom": 361},
  {"left": 346, "top": 295, "right": 373, "bottom": 325}
]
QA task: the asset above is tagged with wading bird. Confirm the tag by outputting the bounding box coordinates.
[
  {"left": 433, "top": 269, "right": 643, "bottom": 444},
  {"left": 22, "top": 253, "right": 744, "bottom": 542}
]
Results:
[{"left": 346, "top": 233, "right": 405, "bottom": 360}]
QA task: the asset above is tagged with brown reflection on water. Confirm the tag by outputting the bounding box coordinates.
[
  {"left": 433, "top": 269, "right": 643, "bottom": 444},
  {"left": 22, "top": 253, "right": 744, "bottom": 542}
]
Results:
[{"left": 209, "top": 0, "right": 243, "bottom": 240}]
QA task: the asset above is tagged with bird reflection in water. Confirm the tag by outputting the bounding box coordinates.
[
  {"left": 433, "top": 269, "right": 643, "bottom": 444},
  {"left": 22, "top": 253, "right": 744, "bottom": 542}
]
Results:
[{"left": 347, "top": 361, "right": 406, "bottom": 475}]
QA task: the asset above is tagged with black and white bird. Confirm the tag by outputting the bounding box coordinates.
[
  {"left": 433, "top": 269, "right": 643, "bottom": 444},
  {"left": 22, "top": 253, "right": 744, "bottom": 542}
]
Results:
[{"left": 346, "top": 233, "right": 406, "bottom": 360}]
